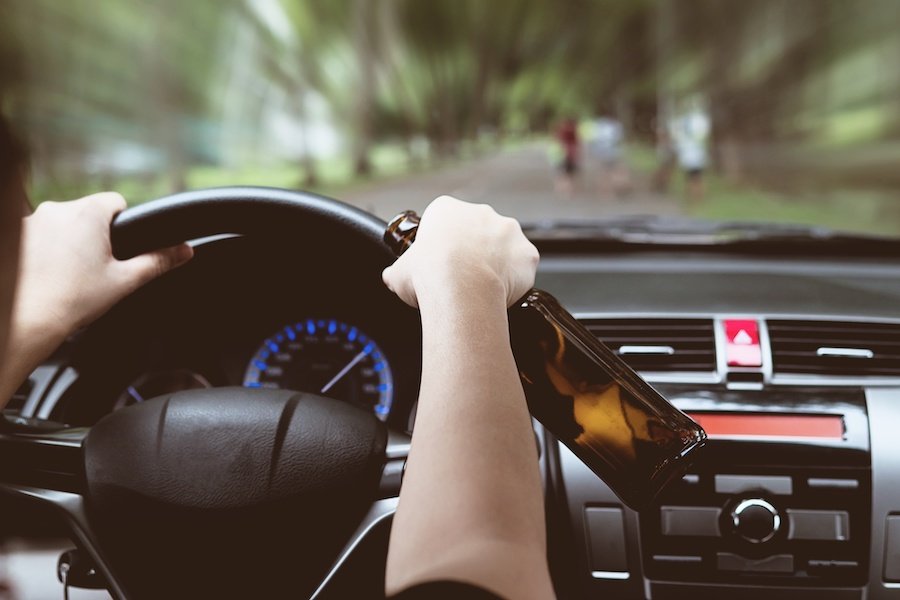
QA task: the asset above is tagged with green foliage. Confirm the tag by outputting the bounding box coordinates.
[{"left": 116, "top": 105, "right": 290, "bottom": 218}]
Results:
[
  {"left": 691, "top": 179, "right": 900, "bottom": 238},
  {"left": 4, "top": 0, "right": 900, "bottom": 236}
]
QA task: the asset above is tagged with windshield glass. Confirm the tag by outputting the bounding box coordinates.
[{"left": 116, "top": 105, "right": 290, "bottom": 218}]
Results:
[{"left": 2, "top": 0, "right": 899, "bottom": 237}]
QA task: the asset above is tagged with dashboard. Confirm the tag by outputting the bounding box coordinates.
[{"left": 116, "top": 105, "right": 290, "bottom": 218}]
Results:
[
  {"left": 9, "top": 235, "right": 900, "bottom": 599},
  {"left": 535, "top": 248, "right": 900, "bottom": 600}
]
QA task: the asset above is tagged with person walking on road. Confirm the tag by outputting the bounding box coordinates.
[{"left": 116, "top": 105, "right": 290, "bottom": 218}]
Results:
[
  {"left": 671, "top": 107, "right": 711, "bottom": 206},
  {"left": 589, "top": 114, "right": 630, "bottom": 199},
  {"left": 554, "top": 118, "right": 580, "bottom": 197}
]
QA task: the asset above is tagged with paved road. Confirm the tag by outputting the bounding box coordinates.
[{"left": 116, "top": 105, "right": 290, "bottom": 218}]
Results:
[{"left": 343, "top": 144, "right": 683, "bottom": 223}]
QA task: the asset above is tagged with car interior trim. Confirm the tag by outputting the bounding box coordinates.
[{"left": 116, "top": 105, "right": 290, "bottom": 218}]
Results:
[{"left": 864, "top": 388, "right": 900, "bottom": 596}]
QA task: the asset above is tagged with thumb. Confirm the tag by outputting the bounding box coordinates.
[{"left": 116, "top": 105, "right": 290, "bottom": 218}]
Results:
[
  {"left": 117, "top": 243, "right": 194, "bottom": 290},
  {"left": 381, "top": 266, "right": 394, "bottom": 291},
  {"left": 381, "top": 261, "right": 418, "bottom": 308}
]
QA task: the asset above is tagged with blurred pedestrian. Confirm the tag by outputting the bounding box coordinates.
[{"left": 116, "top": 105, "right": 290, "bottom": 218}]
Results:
[
  {"left": 671, "top": 107, "right": 711, "bottom": 205},
  {"left": 652, "top": 121, "right": 677, "bottom": 194},
  {"left": 589, "top": 114, "right": 630, "bottom": 198},
  {"left": 554, "top": 118, "right": 579, "bottom": 196}
]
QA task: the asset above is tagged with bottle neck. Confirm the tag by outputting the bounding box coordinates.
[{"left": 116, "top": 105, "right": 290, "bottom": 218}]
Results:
[
  {"left": 384, "top": 211, "right": 420, "bottom": 256},
  {"left": 384, "top": 211, "right": 546, "bottom": 308}
]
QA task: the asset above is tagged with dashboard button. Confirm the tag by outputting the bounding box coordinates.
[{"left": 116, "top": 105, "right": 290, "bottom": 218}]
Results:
[
  {"left": 885, "top": 515, "right": 900, "bottom": 582},
  {"left": 715, "top": 474, "right": 792, "bottom": 495},
  {"left": 653, "top": 555, "right": 703, "bottom": 565},
  {"left": 660, "top": 506, "right": 721, "bottom": 537},
  {"left": 717, "top": 552, "right": 794, "bottom": 573},
  {"left": 584, "top": 507, "right": 629, "bottom": 578},
  {"left": 807, "top": 477, "right": 859, "bottom": 490},
  {"left": 682, "top": 474, "right": 700, "bottom": 486},
  {"left": 724, "top": 319, "right": 762, "bottom": 367},
  {"left": 786, "top": 509, "right": 850, "bottom": 541},
  {"left": 808, "top": 559, "right": 859, "bottom": 575}
]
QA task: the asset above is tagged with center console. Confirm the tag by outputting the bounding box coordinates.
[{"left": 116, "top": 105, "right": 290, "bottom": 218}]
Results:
[
  {"left": 547, "top": 386, "right": 900, "bottom": 599},
  {"left": 642, "top": 389, "right": 870, "bottom": 590}
]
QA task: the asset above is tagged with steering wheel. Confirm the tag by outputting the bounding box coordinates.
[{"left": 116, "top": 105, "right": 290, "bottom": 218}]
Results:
[{"left": 0, "top": 187, "right": 413, "bottom": 599}]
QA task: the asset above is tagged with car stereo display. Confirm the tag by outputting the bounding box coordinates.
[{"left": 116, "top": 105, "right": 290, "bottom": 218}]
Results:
[{"left": 686, "top": 412, "right": 845, "bottom": 440}]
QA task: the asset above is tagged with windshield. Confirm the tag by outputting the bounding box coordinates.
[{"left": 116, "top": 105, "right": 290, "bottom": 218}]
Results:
[{"left": 2, "top": 0, "right": 899, "bottom": 237}]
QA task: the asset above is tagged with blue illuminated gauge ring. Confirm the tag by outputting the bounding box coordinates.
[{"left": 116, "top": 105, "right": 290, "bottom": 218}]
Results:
[{"left": 242, "top": 319, "right": 394, "bottom": 422}]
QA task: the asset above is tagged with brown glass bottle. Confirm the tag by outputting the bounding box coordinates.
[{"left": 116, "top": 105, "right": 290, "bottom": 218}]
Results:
[{"left": 385, "top": 211, "right": 706, "bottom": 510}]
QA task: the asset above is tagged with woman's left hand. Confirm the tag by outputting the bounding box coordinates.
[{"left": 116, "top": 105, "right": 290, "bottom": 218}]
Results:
[{"left": 14, "top": 192, "right": 193, "bottom": 347}]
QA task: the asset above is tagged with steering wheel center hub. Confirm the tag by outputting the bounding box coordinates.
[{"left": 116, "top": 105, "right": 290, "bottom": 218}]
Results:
[{"left": 83, "top": 387, "right": 386, "bottom": 598}]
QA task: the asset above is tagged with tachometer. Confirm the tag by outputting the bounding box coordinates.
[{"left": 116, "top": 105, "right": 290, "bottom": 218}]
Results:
[
  {"left": 114, "top": 369, "right": 212, "bottom": 410},
  {"left": 243, "top": 319, "right": 393, "bottom": 421}
]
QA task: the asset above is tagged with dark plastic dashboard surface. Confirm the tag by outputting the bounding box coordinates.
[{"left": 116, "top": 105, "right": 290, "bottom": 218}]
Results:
[{"left": 535, "top": 252, "right": 900, "bottom": 319}]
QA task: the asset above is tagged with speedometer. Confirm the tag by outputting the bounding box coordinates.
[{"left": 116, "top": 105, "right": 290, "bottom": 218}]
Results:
[{"left": 243, "top": 319, "right": 393, "bottom": 421}]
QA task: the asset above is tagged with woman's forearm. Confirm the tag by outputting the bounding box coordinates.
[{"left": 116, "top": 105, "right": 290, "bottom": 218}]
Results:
[
  {"left": 385, "top": 275, "right": 552, "bottom": 598},
  {"left": 0, "top": 317, "right": 66, "bottom": 408}
]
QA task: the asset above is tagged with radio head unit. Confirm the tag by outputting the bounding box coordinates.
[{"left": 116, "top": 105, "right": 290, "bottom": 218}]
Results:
[{"left": 640, "top": 387, "right": 870, "bottom": 588}]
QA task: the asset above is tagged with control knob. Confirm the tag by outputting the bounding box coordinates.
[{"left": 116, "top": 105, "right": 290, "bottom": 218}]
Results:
[{"left": 731, "top": 498, "right": 780, "bottom": 543}]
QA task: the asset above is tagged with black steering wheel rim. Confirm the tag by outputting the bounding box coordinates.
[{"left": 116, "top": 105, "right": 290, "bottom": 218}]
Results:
[{"left": 110, "top": 185, "right": 393, "bottom": 263}]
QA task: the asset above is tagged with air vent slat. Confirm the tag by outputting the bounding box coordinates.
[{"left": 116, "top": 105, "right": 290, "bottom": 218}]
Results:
[
  {"left": 6, "top": 378, "right": 33, "bottom": 412},
  {"left": 580, "top": 318, "right": 716, "bottom": 373},
  {"left": 776, "top": 357, "right": 900, "bottom": 368},
  {"left": 590, "top": 338, "right": 714, "bottom": 349},
  {"left": 776, "top": 350, "right": 900, "bottom": 360},
  {"left": 772, "top": 340, "right": 899, "bottom": 351},
  {"left": 769, "top": 319, "right": 900, "bottom": 377}
]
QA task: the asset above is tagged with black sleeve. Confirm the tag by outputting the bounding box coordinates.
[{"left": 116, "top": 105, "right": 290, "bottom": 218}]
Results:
[{"left": 389, "top": 580, "right": 505, "bottom": 600}]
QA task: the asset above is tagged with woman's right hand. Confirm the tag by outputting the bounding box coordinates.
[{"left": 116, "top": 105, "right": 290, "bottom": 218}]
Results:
[{"left": 381, "top": 196, "right": 539, "bottom": 309}]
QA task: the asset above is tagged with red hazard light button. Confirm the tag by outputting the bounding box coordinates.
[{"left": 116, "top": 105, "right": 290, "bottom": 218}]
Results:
[{"left": 724, "top": 319, "right": 762, "bottom": 367}]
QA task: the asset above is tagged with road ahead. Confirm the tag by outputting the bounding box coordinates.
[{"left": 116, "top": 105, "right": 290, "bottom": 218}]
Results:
[{"left": 343, "top": 144, "right": 682, "bottom": 223}]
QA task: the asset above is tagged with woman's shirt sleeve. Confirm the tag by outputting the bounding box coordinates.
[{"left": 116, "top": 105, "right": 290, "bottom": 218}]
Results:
[{"left": 389, "top": 580, "right": 504, "bottom": 599}]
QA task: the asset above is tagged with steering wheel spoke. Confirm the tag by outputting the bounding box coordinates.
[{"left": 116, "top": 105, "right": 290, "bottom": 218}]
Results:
[
  {"left": 379, "top": 429, "right": 410, "bottom": 498},
  {"left": 0, "top": 427, "right": 129, "bottom": 598},
  {"left": 311, "top": 429, "right": 409, "bottom": 599},
  {"left": 309, "top": 496, "right": 399, "bottom": 599}
]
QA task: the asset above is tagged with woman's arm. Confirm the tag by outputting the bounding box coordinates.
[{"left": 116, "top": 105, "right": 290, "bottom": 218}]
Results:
[
  {"left": 383, "top": 196, "right": 554, "bottom": 599},
  {"left": 0, "top": 193, "right": 193, "bottom": 406}
]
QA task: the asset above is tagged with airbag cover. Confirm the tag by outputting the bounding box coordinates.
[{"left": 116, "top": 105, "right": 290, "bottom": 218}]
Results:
[{"left": 84, "top": 387, "right": 385, "bottom": 509}]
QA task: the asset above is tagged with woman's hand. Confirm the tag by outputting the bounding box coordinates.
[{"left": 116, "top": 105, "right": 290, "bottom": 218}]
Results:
[
  {"left": 382, "top": 195, "right": 539, "bottom": 308},
  {"left": 14, "top": 192, "right": 193, "bottom": 347},
  {"left": 1, "top": 191, "right": 193, "bottom": 407}
]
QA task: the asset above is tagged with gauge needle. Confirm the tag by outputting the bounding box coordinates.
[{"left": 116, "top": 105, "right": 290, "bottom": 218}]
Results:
[
  {"left": 320, "top": 350, "right": 368, "bottom": 394},
  {"left": 127, "top": 386, "right": 145, "bottom": 404}
]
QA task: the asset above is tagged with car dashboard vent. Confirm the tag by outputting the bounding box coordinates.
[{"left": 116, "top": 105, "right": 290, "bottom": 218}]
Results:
[
  {"left": 580, "top": 318, "right": 717, "bottom": 373},
  {"left": 6, "top": 378, "right": 33, "bottom": 412},
  {"left": 768, "top": 319, "right": 900, "bottom": 377}
]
